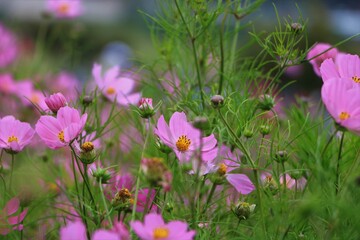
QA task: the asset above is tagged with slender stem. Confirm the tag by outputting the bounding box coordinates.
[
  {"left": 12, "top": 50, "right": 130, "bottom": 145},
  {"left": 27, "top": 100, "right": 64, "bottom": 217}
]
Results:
[
  {"left": 335, "top": 131, "right": 345, "bottom": 195},
  {"left": 174, "top": 0, "right": 205, "bottom": 109},
  {"left": 321, "top": 131, "right": 337, "bottom": 158},
  {"left": 205, "top": 183, "right": 217, "bottom": 207},
  {"left": 142, "top": 187, "right": 153, "bottom": 220},
  {"left": 131, "top": 120, "right": 151, "bottom": 229},
  {"left": 100, "top": 178, "right": 113, "bottom": 228},
  {"left": 218, "top": 109, "right": 267, "bottom": 237},
  {"left": 117, "top": 210, "right": 121, "bottom": 222},
  {"left": 9, "top": 154, "right": 14, "bottom": 191},
  {"left": 218, "top": 22, "right": 225, "bottom": 95},
  {"left": 281, "top": 162, "right": 286, "bottom": 194}
]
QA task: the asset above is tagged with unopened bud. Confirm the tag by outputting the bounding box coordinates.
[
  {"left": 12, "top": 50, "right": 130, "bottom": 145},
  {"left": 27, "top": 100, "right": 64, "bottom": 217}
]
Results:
[
  {"left": 290, "top": 23, "right": 303, "bottom": 33},
  {"left": 138, "top": 98, "right": 155, "bottom": 118},
  {"left": 45, "top": 93, "right": 67, "bottom": 114},
  {"left": 91, "top": 167, "right": 111, "bottom": 184},
  {"left": 274, "top": 150, "right": 288, "bottom": 163},
  {"left": 210, "top": 95, "right": 224, "bottom": 108},
  {"left": 257, "top": 94, "right": 275, "bottom": 111},
  {"left": 192, "top": 116, "right": 209, "bottom": 131},
  {"left": 79, "top": 141, "right": 97, "bottom": 164},
  {"left": 259, "top": 125, "right": 271, "bottom": 135},
  {"left": 243, "top": 128, "right": 254, "bottom": 138},
  {"left": 111, "top": 188, "right": 133, "bottom": 211},
  {"left": 232, "top": 202, "right": 256, "bottom": 220},
  {"left": 82, "top": 95, "right": 93, "bottom": 106},
  {"left": 156, "top": 138, "right": 172, "bottom": 154}
]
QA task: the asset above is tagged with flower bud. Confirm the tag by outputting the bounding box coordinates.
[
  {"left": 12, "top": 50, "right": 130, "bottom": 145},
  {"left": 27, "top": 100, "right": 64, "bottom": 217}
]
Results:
[
  {"left": 155, "top": 138, "right": 172, "bottom": 154},
  {"left": 111, "top": 188, "right": 134, "bottom": 211},
  {"left": 82, "top": 95, "right": 93, "bottom": 107},
  {"left": 141, "top": 158, "right": 172, "bottom": 190},
  {"left": 91, "top": 167, "right": 111, "bottom": 184},
  {"left": 232, "top": 202, "right": 256, "bottom": 220},
  {"left": 243, "top": 128, "right": 254, "bottom": 138},
  {"left": 290, "top": 23, "right": 303, "bottom": 33},
  {"left": 259, "top": 125, "right": 271, "bottom": 135},
  {"left": 257, "top": 94, "right": 275, "bottom": 111},
  {"left": 263, "top": 175, "right": 278, "bottom": 194},
  {"left": 45, "top": 93, "right": 67, "bottom": 114},
  {"left": 274, "top": 150, "right": 288, "bottom": 163},
  {"left": 138, "top": 98, "right": 155, "bottom": 118},
  {"left": 79, "top": 141, "right": 97, "bottom": 164},
  {"left": 210, "top": 95, "right": 224, "bottom": 108}
]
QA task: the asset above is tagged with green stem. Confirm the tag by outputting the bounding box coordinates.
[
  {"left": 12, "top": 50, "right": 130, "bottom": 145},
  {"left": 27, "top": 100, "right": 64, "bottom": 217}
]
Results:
[
  {"left": 9, "top": 153, "right": 14, "bottom": 191},
  {"left": 131, "top": 120, "right": 151, "bottom": 231},
  {"left": 100, "top": 178, "right": 113, "bottom": 228},
  {"left": 142, "top": 187, "right": 153, "bottom": 220},
  {"left": 205, "top": 183, "right": 217, "bottom": 207},
  {"left": 335, "top": 131, "right": 345, "bottom": 195}
]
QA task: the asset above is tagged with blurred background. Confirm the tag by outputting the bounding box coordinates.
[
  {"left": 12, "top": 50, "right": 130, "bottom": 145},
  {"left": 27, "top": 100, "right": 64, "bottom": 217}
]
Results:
[{"left": 0, "top": 0, "right": 359, "bottom": 91}]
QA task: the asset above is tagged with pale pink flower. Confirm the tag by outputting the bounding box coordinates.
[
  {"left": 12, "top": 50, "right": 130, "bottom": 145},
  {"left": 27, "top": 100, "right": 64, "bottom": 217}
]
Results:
[
  {"left": 92, "top": 63, "right": 141, "bottom": 106},
  {"left": 320, "top": 53, "right": 360, "bottom": 84},
  {"left": 13, "top": 80, "right": 48, "bottom": 111},
  {"left": 307, "top": 43, "right": 339, "bottom": 77},
  {"left": 35, "top": 106, "right": 87, "bottom": 149},
  {"left": 0, "top": 23, "right": 17, "bottom": 68},
  {"left": 47, "top": 0, "right": 83, "bottom": 19},
  {"left": 45, "top": 92, "right": 68, "bottom": 113},
  {"left": 60, "top": 220, "right": 87, "bottom": 240},
  {"left": 154, "top": 112, "right": 217, "bottom": 163},
  {"left": 131, "top": 213, "right": 195, "bottom": 240},
  {"left": 279, "top": 174, "right": 307, "bottom": 190},
  {"left": 321, "top": 77, "right": 360, "bottom": 134},
  {"left": 48, "top": 72, "right": 80, "bottom": 101},
  {"left": 92, "top": 221, "right": 130, "bottom": 240},
  {"left": 0, "top": 116, "right": 35, "bottom": 153},
  {"left": 0, "top": 74, "right": 16, "bottom": 94},
  {"left": 0, "top": 198, "right": 28, "bottom": 235}
]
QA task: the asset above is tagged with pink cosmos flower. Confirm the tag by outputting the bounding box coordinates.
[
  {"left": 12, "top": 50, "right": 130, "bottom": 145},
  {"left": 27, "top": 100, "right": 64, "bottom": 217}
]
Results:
[
  {"left": 321, "top": 77, "right": 360, "bottom": 134},
  {"left": 47, "top": 0, "right": 83, "bottom": 19},
  {"left": 131, "top": 213, "right": 196, "bottom": 240},
  {"left": 307, "top": 42, "right": 339, "bottom": 77},
  {"left": 279, "top": 174, "right": 307, "bottom": 190},
  {"left": 211, "top": 146, "right": 255, "bottom": 195},
  {"left": 92, "top": 221, "right": 130, "bottom": 240},
  {"left": 92, "top": 63, "right": 141, "bottom": 106},
  {"left": 35, "top": 106, "right": 87, "bottom": 149},
  {"left": 0, "top": 23, "right": 18, "bottom": 68},
  {"left": 0, "top": 198, "right": 28, "bottom": 235},
  {"left": 154, "top": 112, "right": 217, "bottom": 163},
  {"left": 13, "top": 80, "right": 48, "bottom": 111},
  {"left": 60, "top": 220, "right": 87, "bottom": 240},
  {"left": 0, "top": 74, "right": 16, "bottom": 94},
  {"left": 0, "top": 116, "right": 35, "bottom": 153},
  {"left": 320, "top": 53, "right": 360, "bottom": 84},
  {"left": 45, "top": 92, "right": 68, "bottom": 113}
]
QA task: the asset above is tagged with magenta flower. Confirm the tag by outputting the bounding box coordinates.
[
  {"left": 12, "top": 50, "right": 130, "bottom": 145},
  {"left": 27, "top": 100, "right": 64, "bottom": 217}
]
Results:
[
  {"left": 60, "top": 220, "right": 87, "bottom": 240},
  {"left": 92, "top": 63, "right": 141, "bottom": 106},
  {"left": 321, "top": 77, "right": 360, "bottom": 134},
  {"left": 154, "top": 112, "right": 217, "bottom": 163},
  {"left": 307, "top": 42, "right": 339, "bottom": 77},
  {"left": 0, "top": 23, "right": 17, "bottom": 68},
  {"left": 47, "top": 0, "right": 83, "bottom": 19},
  {"left": 35, "top": 106, "right": 87, "bottom": 149},
  {"left": 45, "top": 92, "right": 68, "bottom": 113},
  {"left": 0, "top": 198, "right": 28, "bottom": 235},
  {"left": 131, "top": 213, "right": 195, "bottom": 240},
  {"left": 0, "top": 116, "right": 35, "bottom": 153},
  {"left": 320, "top": 53, "right": 360, "bottom": 83}
]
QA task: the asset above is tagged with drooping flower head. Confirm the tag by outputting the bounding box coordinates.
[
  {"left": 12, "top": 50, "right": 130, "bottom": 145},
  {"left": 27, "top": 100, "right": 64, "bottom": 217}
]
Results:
[
  {"left": 154, "top": 112, "right": 217, "bottom": 163},
  {"left": 0, "top": 23, "right": 18, "bottom": 68},
  {"left": 131, "top": 213, "right": 196, "bottom": 240},
  {"left": 307, "top": 42, "right": 339, "bottom": 77},
  {"left": 92, "top": 63, "right": 141, "bottom": 106},
  {"left": 0, "top": 116, "right": 35, "bottom": 153},
  {"left": 321, "top": 77, "right": 360, "bottom": 134},
  {"left": 35, "top": 106, "right": 87, "bottom": 149},
  {"left": 0, "top": 198, "right": 28, "bottom": 235},
  {"left": 46, "top": 0, "right": 83, "bottom": 19}
]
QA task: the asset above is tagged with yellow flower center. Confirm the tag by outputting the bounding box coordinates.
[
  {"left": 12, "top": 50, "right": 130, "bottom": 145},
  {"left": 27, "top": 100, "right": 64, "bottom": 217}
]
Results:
[
  {"left": 8, "top": 135, "right": 18, "bottom": 143},
  {"left": 106, "top": 87, "right": 116, "bottom": 95},
  {"left": 176, "top": 135, "right": 191, "bottom": 152},
  {"left": 339, "top": 111, "right": 350, "bottom": 121},
  {"left": 352, "top": 76, "right": 360, "bottom": 83},
  {"left": 58, "top": 3, "right": 70, "bottom": 14},
  {"left": 58, "top": 130, "right": 65, "bottom": 142},
  {"left": 217, "top": 163, "right": 227, "bottom": 176},
  {"left": 153, "top": 227, "right": 169, "bottom": 239},
  {"left": 81, "top": 141, "right": 94, "bottom": 152}
]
